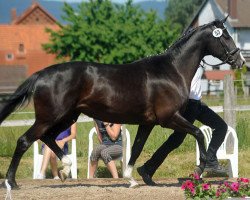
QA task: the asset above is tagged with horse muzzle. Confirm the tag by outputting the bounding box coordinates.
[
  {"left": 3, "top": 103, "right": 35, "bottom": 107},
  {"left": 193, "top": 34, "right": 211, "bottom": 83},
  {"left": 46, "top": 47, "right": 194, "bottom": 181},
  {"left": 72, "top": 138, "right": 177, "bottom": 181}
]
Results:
[{"left": 231, "top": 51, "right": 246, "bottom": 69}]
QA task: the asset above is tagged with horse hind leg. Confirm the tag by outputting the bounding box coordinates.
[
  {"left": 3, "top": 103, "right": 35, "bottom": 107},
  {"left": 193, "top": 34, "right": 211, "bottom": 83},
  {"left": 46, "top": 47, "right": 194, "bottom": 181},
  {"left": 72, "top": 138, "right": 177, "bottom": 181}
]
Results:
[
  {"left": 4, "top": 123, "right": 42, "bottom": 189},
  {"left": 124, "top": 124, "right": 154, "bottom": 187},
  {"left": 163, "top": 113, "right": 207, "bottom": 176}
]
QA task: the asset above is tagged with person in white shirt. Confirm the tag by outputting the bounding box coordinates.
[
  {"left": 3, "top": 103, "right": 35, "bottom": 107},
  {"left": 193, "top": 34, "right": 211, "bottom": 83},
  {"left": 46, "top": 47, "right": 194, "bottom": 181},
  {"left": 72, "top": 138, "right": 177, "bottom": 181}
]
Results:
[{"left": 137, "top": 66, "right": 228, "bottom": 186}]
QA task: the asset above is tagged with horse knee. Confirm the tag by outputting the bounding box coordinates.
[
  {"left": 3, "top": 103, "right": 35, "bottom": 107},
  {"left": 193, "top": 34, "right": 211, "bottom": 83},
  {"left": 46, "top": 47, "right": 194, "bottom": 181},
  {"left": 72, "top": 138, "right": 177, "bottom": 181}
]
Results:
[
  {"left": 16, "top": 136, "right": 30, "bottom": 152},
  {"left": 168, "top": 132, "right": 186, "bottom": 149}
]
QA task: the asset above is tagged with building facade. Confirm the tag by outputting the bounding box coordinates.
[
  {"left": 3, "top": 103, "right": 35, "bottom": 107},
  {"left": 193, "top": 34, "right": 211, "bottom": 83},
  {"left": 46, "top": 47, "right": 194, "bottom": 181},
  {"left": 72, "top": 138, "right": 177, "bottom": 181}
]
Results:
[
  {"left": 0, "top": 2, "right": 59, "bottom": 93},
  {"left": 189, "top": 0, "right": 250, "bottom": 94}
]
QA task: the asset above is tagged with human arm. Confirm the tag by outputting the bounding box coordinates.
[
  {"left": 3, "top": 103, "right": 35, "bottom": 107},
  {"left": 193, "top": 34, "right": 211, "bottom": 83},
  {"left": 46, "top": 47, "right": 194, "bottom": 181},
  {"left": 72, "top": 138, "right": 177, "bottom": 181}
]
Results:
[
  {"left": 94, "top": 121, "right": 103, "bottom": 143},
  {"left": 103, "top": 123, "right": 121, "bottom": 141},
  {"left": 56, "top": 123, "right": 77, "bottom": 148}
]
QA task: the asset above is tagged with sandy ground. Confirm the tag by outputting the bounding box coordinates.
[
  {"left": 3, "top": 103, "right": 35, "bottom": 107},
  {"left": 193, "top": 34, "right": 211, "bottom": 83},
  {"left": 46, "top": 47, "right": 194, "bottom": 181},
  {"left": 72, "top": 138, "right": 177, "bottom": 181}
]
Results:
[{"left": 0, "top": 178, "right": 185, "bottom": 200}]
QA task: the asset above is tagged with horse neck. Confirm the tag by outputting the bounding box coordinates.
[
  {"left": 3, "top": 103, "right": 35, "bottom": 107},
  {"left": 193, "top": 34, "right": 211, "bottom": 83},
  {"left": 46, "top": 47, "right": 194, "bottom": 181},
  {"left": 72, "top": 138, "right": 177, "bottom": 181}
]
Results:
[{"left": 168, "top": 30, "right": 206, "bottom": 85}]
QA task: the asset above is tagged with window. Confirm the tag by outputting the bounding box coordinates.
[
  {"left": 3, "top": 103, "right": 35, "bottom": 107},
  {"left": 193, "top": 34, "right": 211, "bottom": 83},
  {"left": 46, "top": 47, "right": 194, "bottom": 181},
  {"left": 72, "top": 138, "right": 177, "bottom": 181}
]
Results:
[
  {"left": 18, "top": 43, "right": 24, "bottom": 53},
  {"left": 6, "top": 53, "right": 14, "bottom": 60}
]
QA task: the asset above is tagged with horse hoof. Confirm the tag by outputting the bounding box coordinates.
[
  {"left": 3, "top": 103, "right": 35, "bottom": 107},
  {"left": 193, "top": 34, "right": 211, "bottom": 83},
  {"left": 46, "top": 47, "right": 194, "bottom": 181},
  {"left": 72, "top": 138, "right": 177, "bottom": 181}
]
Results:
[
  {"left": 1, "top": 180, "right": 20, "bottom": 190},
  {"left": 128, "top": 178, "right": 139, "bottom": 188},
  {"left": 58, "top": 170, "right": 67, "bottom": 182},
  {"left": 194, "top": 166, "right": 203, "bottom": 177}
]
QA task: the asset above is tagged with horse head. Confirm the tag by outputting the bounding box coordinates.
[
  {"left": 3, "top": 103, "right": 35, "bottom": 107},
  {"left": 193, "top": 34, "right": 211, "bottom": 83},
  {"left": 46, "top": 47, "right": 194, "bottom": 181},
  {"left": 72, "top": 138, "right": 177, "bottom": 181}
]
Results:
[{"left": 204, "top": 16, "right": 245, "bottom": 69}]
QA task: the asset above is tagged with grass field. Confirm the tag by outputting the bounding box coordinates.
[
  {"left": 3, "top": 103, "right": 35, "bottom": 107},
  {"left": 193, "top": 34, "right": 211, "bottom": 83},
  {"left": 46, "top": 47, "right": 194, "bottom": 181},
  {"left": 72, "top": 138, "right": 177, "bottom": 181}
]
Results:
[
  {"left": 0, "top": 115, "right": 250, "bottom": 179},
  {"left": 0, "top": 95, "right": 250, "bottom": 179}
]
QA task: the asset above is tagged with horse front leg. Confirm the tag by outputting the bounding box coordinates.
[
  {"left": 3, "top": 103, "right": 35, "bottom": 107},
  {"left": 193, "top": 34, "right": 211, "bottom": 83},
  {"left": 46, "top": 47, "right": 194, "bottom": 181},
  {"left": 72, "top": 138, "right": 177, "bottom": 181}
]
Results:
[
  {"left": 124, "top": 124, "right": 154, "bottom": 187},
  {"left": 164, "top": 113, "right": 207, "bottom": 176},
  {"left": 41, "top": 135, "right": 71, "bottom": 182}
]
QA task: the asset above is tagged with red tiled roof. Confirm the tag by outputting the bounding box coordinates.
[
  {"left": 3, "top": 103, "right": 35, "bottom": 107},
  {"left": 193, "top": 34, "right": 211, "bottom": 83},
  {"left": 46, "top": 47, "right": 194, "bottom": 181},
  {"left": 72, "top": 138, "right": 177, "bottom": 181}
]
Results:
[
  {"left": 204, "top": 70, "right": 235, "bottom": 80},
  {"left": 12, "top": 2, "right": 57, "bottom": 25}
]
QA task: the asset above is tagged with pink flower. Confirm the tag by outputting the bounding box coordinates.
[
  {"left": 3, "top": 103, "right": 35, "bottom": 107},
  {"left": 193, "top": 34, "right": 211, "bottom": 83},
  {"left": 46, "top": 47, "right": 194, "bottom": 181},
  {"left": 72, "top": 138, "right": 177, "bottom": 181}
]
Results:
[
  {"left": 202, "top": 183, "right": 210, "bottom": 191},
  {"left": 224, "top": 181, "right": 230, "bottom": 188},
  {"left": 193, "top": 173, "right": 200, "bottom": 180},
  {"left": 190, "top": 187, "right": 196, "bottom": 195},
  {"left": 185, "top": 180, "right": 195, "bottom": 189},
  {"left": 221, "top": 188, "right": 226, "bottom": 193},
  {"left": 181, "top": 183, "right": 186, "bottom": 190},
  {"left": 230, "top": 182, "right": 240, "bottom": 192},
  {"left": 181, "top": 180, "right": 194, "bottom": 190},
  {"left": 240, "top": 178, "right": 249, "bottom": 183},
  {"left": 216, "top": 191, "right": 221, "bottom": 197}
]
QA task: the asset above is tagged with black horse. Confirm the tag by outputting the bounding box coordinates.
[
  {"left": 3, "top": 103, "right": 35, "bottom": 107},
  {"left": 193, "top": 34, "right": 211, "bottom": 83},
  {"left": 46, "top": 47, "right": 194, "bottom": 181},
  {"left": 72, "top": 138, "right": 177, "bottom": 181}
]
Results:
[{"left": 0, "top": 17, "right": 245, "bottom": 189}]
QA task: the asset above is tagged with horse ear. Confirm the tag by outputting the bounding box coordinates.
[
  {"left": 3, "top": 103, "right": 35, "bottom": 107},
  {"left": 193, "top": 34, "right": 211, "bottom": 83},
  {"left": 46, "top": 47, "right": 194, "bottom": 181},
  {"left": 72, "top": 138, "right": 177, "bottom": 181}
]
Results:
[{"left": 221, "top": 15, "right": 229, "bottom": 23}]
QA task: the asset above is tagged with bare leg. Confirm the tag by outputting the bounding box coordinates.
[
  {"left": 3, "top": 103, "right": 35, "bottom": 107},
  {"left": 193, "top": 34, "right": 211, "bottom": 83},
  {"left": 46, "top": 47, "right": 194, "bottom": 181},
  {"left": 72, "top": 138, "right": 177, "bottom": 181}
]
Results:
[
  {"left": 106, "top": 160, "right": 119, "bottom": 178},
  {"left": 89, "top": 161, "right": 98, "bottom": 178},
  {"left": 50, "top": 140, "right": 66, "bottom": 178},
  {"left": 41, "top": 135, "right": 71, "bottom": 182},
  {"left": 39, "top": 145, "right": 53, "bottom": 177},
  {"left": 50, "top": 152, "right": 59, "bottom": 178}
]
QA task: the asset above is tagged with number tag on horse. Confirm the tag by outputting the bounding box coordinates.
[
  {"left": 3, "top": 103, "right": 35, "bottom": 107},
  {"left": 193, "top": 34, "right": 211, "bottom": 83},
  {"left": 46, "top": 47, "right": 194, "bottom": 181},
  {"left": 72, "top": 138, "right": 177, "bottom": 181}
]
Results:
[{"left": 212, "top": 28, "right": 223, "bottom": 38}]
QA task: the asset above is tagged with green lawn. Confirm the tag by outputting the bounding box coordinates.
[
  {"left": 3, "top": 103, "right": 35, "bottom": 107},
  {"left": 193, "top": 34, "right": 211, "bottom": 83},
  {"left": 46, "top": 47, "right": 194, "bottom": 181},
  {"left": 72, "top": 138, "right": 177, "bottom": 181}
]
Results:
[{"left": 0, "top": 120, "right": 249, "bottom": 179}]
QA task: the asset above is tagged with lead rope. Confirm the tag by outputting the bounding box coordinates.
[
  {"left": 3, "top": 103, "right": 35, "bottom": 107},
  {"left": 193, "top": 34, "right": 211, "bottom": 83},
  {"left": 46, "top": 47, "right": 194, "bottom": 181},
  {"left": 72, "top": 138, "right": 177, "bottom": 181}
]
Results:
[{"left": 4, "top": 180, "right": 12, "bottom": 200}]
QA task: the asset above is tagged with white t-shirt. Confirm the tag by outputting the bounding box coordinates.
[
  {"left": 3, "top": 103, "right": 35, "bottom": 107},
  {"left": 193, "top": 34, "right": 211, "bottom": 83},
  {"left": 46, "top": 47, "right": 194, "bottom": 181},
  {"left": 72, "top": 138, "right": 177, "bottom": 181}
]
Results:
[{"left": 189, "top": 66, "right": 203, "bottom": 100}]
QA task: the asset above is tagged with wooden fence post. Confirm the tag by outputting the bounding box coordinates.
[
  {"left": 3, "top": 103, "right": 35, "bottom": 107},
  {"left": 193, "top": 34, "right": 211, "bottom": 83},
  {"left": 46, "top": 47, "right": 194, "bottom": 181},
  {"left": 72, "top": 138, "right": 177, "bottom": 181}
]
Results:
[
  {"left": 223, "top": 74, "right": 236, "bottom": 129},
  {"left": 223, "top": 75, "right": 236, "bottom": 153},
  {"left": 122, "top": 124, "right": 127, "bottom": 177}
]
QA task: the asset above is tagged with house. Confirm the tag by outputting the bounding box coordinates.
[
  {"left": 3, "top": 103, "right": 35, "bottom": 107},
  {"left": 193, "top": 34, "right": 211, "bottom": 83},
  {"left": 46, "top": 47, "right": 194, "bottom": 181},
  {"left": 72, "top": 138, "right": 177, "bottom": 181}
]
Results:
[
  {"left": 189, "top": 0, "right": 250, "bottom": 94},
  {"left": 0, "top": 2, "right": 59, "bottom": 93}
]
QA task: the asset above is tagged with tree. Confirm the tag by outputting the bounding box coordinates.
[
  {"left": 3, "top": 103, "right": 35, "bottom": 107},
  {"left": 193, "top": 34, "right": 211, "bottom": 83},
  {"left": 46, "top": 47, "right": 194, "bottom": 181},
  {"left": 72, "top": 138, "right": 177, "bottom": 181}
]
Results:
[
  {"left": 43, "top": 0, "right": 180, "bottom": 64},
  {"left": 165, "top": 0, "right": 204, "bottom": 32}
]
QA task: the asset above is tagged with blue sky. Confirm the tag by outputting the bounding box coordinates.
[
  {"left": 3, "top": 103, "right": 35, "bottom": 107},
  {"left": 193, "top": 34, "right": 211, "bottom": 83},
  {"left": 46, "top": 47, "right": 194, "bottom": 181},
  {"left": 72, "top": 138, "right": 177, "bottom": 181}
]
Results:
[{"left": 45, "top": 0, "right": 165, "bottom": 3}]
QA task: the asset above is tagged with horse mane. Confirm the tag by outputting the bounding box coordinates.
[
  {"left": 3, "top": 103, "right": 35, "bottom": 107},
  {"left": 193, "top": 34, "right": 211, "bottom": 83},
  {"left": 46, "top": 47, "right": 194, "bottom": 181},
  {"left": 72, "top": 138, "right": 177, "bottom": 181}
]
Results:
[{"left": 166, "top": 20, "right": 218, "bottom": 53}]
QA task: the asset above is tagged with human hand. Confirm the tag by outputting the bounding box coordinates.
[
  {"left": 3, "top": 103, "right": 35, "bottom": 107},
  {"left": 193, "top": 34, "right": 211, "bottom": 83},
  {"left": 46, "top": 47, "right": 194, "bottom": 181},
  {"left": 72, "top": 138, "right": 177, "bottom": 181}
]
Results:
[
  {"left": 56, "top": 139, "right": 66, "bottom": 149},
  {"left": 103, "top": 122, "right": 110, "bottom": 127}
]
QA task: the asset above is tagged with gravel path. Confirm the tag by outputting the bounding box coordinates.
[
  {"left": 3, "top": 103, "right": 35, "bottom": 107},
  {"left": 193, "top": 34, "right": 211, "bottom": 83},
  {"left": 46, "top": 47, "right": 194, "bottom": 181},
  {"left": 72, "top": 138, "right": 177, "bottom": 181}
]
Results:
[{"left": 0, "top": 178, "right": 185, "bottom": 200}]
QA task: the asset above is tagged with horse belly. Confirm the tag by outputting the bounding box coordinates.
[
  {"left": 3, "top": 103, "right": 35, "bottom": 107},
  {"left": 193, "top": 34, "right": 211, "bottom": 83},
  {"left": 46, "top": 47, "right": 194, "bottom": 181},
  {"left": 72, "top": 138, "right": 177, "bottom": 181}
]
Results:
[{"left": 78, "top": 103, "right": 156, "bottom": 125}]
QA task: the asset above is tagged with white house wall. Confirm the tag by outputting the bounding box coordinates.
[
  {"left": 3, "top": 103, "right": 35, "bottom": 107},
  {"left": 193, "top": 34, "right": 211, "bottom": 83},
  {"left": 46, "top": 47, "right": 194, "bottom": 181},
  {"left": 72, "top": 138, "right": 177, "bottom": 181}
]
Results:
[
  {"left": 194, "top": 0, "right": 248, "bottom": 94},
  {"left": 197, "top": 0, "right": 250, "bottom": 57},
  {"left": 237, "top": 29, "right": 250, "bottom": 50},
  {"left": 198, "top": 0, "right": 231, "bottom": 71}
]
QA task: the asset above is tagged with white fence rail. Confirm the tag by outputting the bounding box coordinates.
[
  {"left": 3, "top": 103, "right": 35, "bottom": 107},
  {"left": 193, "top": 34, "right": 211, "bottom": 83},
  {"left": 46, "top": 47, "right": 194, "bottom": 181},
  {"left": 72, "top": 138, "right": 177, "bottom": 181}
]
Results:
[
  {"left": 1, "top": 115, "right": 93, "bottom": 127},
  {"left": 1, "top": 105, "right": 250, "bottom": 127}
]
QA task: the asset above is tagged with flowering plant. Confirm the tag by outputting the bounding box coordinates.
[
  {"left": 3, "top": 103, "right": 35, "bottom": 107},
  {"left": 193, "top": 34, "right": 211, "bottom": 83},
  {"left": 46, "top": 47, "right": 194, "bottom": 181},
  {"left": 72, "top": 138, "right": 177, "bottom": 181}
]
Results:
[{"left": 181, "top": 173, "right": 250, "bottom": 199}]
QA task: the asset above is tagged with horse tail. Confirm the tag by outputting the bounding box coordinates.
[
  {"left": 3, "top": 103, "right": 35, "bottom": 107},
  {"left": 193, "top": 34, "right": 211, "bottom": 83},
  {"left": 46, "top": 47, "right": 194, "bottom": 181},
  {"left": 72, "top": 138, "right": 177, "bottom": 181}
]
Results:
[{"left": 0, "top": 72, "right": 40, "bottom": 124}]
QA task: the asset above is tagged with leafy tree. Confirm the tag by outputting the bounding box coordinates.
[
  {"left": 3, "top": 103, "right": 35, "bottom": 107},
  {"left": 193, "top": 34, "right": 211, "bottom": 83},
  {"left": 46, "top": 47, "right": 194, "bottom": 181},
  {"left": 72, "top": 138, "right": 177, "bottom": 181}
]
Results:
[
  {"left": 234, "top": 65, "right": 249, "bottom": 95},
  {"left": 43, "top": 0, "right": 180, "bottom": 64},
  {"left": 165, "top": 0, "right": 204, "bottom": 32}
]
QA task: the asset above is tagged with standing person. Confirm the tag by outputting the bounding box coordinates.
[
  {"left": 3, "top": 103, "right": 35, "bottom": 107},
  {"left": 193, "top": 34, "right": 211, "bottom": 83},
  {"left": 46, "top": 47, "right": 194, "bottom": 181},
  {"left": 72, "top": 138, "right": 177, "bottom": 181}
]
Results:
[
  {"left": 89, "top": 120, "right": 122, "bottom": 178},
  {"left": 37, "top": 123, "right": 77, "bottom": 179},
  {"left": 137, "top": 66, "right": 228, "bottom": 186}
]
